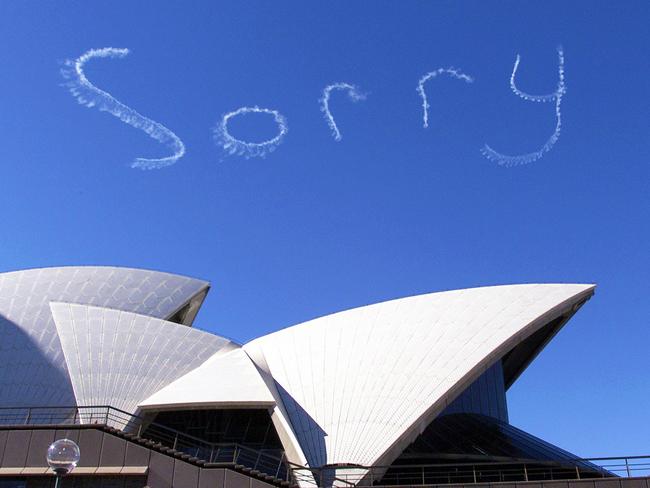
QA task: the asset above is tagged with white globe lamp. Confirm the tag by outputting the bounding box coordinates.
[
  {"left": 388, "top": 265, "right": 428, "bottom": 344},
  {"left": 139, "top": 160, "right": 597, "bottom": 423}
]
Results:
[{"left": 47, "top": 439, "right": 80, "bottom": 487}]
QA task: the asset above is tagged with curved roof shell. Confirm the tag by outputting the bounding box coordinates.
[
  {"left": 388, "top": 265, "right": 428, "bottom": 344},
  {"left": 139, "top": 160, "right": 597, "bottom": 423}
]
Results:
[
  {"left": 138, "top": 347, "right": 275, "bottom": 411},
  {"left": 0, "top": 266, "right": 209, "bottom": 407},
  {"left": 50, "top": 302, "right": 234, "bottom": 416},
  {"left": 0, "top": 267, "right": 596, "bottom": 482},
  {"left": 243, "top": 283, "right": 594, "bottom": 470}
]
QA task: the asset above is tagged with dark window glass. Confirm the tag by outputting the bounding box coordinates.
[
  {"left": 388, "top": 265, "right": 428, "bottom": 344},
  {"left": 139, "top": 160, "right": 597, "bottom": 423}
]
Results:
[
  {"left": 148, "top": 408, "right": 283, "bottom": 453},
  {"left": 441, "top": 361, "right": 508, "bottom": 422},
  {"left": 0, "top": 480, "right": 26, "bottom": 488},
  {"left": 382, "top": 413, "right": 608, "bottom": 485}
]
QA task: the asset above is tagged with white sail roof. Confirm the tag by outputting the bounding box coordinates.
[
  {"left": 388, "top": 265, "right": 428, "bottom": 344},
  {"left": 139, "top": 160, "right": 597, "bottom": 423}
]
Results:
[
  {"left": 139, "top": 347, "right": 275, "bottom": 411},
  {"left": 0, "top": 266, "right": 209, "bottom": 407},
  {"left": 243, "top": 283, "right": 594, "bottom": 469},
  {"left": 50, "top": 302, "right": 234, "bottom": 416},
  {"left": 0, "top": 268, "right": 596, "bottom": 480}
]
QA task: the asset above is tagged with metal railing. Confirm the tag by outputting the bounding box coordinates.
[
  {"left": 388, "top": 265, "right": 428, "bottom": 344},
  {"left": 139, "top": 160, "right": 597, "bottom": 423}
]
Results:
[
  {"left": 586, "top": 456, "right": 650, "bottom": 478},
  {"left": 290, "top": 456, "right": 650, "bottom": 487},
  {"left": 1, "top": 406, "right": 647, "bottom": 487},
  {"left": 0, "top": 406, "right": 290, "bottom": 482}
]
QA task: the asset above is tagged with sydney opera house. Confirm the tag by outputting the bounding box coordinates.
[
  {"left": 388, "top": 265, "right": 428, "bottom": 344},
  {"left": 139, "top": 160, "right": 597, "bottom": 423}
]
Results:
[{"left": 0, "top": 267, "right": 641, "bottom": 488}]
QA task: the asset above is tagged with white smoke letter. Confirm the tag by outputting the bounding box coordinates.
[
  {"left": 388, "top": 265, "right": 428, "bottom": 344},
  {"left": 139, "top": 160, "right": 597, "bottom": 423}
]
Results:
[
  {"left": 417, "top": 68, "right": 474, "bottom": 129},
  {"left": 481, "top": 46, "right": 566, "bottom": 167},
  {"left": 61, "top": 47, "right": 186, "bottom": 170},
  {"left": 320, "top": 83, "right": 366, "bottom": 141},
  {"left": 213, "top": 106, "right": 288, "bottom": 159}
]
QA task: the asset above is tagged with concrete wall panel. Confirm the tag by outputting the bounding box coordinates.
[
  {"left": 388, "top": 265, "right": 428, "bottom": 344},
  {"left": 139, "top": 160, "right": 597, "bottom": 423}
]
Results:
[
  {"left": 199, "top": 468, "right": 225, "bottom": 488},
  {"left": 0, "top": 431, "right": 8, "bottom": 465},
  {"left": 54, "top": 428, "right": 80, "bottom": 444},
  {"left": 99, "top": 433, "right": 126, "bottom": 467},
  {"left": 173, "top": 459, "right": 199, "bottom": 488},
  {"left": 148, "top": 450, "right": 174, "bottom": 488},
  {"left": 224, "top": 469, "right": 251, "bottom": 488},
  {"left": 566, "top": 481, "right": 595, "bottom": 488},
  {"left": 539, "top": 481, "right": 569, "bottom": 488},
  {"left": 2, "top": 430, "right": 31, "bottom": 467},
  {"left": 25, "top": 429, "right": 55, "bottom": 467},
  {"left": 594, "top": 480, "right": 622, "bottom": 488},
  {"left": 251, "top": 478, "right": 274, "bottom": 488},
  {"left": 124, "top": 441, "right": 150, "bottom": 467},
  {"left": 620, "top": 479, "right": 649, "bottom": 488},
  {"left": 76, "top": 429, "right": 103, "bottom": 468}
]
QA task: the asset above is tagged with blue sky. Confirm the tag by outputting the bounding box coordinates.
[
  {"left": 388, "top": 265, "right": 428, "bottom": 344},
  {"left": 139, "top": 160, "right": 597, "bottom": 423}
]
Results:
[{"left": 0, "top": 1, "right": 648, "bottom": 458}]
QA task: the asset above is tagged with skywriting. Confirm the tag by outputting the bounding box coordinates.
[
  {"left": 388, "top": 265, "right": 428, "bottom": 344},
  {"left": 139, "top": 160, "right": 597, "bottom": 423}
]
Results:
[{"left": 62, "top": 46, "right": 566, "bottom": 168}]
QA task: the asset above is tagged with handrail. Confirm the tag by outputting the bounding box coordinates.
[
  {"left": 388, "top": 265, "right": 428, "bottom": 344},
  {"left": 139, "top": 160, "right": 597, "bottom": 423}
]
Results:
[
  {"left": 1, "top": 406, "right": 647, "bottom": 486},
  {"left": 288, "top": 455, "right": 650, "bottom": 487},
  {"left": 0, "top": 406, "right": 290, "bottom": 482}
]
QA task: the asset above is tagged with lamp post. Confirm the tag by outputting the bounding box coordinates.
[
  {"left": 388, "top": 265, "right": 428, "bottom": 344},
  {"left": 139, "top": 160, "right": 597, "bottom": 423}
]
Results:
[{"left": 46, "top": 439, "right": 80, "bottom": 488}]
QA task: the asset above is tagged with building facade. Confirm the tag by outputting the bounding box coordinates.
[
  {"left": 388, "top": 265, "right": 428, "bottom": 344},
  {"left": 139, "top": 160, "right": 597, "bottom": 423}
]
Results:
[{"left": 0, "top": 266, "right": 625, "bottom": 488}]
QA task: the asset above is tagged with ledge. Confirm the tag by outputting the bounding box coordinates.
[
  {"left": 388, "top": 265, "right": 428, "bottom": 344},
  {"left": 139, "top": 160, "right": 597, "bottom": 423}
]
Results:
[{"left": 0, "top": 466, "right": 148, "bottom": 476}]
